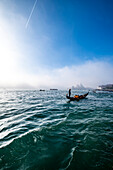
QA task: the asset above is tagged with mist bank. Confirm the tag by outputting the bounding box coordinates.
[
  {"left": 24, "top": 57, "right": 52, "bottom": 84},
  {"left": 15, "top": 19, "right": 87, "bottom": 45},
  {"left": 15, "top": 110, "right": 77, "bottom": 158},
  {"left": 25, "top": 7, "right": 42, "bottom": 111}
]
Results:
[{"left": 0, "top": 60, "right": 113, "bottom": 90}]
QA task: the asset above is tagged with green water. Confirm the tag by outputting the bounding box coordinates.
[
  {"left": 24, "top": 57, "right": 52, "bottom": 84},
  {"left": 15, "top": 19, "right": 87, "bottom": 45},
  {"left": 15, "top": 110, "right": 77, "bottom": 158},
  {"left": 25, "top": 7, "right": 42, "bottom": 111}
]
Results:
[{"left": 0, "top": 90, "right": 113, "bottom": 170}]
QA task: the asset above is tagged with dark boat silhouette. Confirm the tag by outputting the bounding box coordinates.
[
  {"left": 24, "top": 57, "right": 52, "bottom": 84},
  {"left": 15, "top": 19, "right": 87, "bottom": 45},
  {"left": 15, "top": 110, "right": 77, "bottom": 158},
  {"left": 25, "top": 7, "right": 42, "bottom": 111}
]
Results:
[{"left": 66, "top": 92, "right": 89, "bottom": 101}]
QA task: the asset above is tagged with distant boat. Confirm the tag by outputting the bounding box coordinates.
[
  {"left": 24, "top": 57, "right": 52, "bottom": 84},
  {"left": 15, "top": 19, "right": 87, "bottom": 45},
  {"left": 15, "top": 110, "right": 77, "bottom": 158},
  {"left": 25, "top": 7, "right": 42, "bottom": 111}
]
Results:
[
  {"left": 40, "top": 89, "right": 45, "bottom": 91},
  {"left": 50, "top": 89, "right": 58, "bottom": 90}
]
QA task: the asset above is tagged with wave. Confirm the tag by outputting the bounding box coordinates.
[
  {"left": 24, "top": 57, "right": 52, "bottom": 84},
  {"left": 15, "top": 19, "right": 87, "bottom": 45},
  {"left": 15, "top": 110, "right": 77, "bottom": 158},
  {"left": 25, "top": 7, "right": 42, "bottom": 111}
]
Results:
[{"left": 0, "top": 90, "right": 113, "bottom": 169}]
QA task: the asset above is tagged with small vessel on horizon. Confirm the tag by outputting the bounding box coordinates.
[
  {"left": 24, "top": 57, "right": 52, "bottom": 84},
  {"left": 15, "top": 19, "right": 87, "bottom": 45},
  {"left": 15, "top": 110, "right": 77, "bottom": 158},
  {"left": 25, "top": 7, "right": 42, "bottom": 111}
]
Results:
[
  {"left": 50, "top": 89, "right": 58, "bottom": 90},
  {"left": 39, "top": 89, "right": 45, "bottom": 91}
]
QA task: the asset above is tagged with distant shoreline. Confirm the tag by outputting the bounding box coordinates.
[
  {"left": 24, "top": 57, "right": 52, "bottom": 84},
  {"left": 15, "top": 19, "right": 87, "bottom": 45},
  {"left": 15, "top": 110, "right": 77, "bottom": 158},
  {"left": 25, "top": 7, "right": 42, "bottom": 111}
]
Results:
[{"left": 96, "top": 89, "right": 113, "bottom": 92}]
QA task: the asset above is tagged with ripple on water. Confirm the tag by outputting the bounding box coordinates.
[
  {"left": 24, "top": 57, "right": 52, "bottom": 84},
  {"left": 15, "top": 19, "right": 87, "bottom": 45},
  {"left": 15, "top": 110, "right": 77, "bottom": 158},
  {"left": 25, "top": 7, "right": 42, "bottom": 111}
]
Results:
[{"left": 0, "top": 90, "right": 113, "bottom": 169}]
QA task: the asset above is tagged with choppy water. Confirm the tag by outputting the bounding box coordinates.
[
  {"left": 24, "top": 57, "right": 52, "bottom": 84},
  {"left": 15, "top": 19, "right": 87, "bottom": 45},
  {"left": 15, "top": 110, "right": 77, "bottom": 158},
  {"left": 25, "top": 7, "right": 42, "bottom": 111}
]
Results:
[{"left": 0, "top": 90, "right": 113, "bottom": 170}]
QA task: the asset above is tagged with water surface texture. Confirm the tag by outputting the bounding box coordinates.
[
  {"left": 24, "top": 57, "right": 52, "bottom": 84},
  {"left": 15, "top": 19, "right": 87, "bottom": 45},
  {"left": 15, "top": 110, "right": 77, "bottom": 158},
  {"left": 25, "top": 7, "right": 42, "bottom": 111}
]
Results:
[{"left": 0, "top": 90, "right": 113, "bottom": 170}]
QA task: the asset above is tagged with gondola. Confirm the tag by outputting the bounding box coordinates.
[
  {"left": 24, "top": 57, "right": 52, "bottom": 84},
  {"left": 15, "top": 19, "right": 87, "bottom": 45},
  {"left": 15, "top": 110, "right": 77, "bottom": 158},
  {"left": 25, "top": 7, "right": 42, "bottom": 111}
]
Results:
[{"left": 66, "top": 92, "right": 89, "bottom": 101}]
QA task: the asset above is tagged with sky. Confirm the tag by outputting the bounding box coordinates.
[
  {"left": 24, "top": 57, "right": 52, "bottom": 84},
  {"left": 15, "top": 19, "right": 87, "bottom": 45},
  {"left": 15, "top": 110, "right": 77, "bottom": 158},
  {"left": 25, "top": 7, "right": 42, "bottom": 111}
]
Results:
[{"left": 0, "top": 0, "right": 113, "bottom": 89}]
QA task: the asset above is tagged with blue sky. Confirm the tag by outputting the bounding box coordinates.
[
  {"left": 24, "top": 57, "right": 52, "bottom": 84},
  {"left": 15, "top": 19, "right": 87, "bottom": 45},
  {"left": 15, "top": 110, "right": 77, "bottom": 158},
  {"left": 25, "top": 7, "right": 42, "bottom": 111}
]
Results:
[{"left": 0, "top": 0, "right": 113, "bottom": 89}]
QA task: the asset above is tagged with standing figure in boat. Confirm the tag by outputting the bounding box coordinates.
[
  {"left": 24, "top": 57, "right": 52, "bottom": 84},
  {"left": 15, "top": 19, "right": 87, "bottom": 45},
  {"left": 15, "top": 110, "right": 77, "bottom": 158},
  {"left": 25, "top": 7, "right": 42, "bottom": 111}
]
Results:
[
  {"left": 69, "top": 89, "right": 71, "bottom": 97},
  {"left": 68, "top": 89, "right": 79, "bottom": 99}
]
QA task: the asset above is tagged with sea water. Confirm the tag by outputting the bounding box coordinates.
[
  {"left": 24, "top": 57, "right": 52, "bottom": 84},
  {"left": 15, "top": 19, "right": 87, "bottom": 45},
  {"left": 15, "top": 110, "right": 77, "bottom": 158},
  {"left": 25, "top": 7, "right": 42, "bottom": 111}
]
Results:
[{"left": 0, "top": 90, "right": 113, "bottom": 170}]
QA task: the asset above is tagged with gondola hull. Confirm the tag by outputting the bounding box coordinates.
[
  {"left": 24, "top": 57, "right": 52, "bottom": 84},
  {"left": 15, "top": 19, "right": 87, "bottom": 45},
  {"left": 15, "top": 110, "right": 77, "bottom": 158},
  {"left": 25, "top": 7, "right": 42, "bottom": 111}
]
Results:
[{"left": 66, "top": 92, "right": 89, "bottom": 101}]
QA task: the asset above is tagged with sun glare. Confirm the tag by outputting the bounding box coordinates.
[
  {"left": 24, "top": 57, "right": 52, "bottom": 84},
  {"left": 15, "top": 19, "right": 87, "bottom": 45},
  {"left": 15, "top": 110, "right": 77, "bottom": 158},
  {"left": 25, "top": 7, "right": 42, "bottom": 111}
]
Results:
[{"left": 0, "top": 18, "right": 20, "bottom": 87}]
